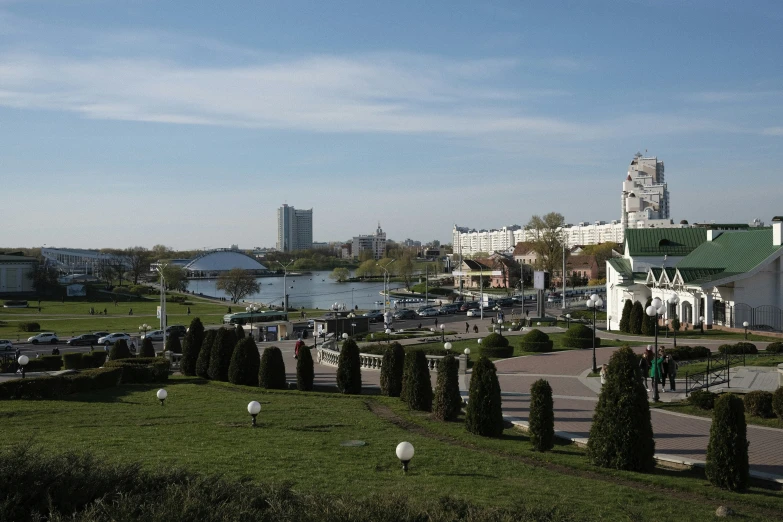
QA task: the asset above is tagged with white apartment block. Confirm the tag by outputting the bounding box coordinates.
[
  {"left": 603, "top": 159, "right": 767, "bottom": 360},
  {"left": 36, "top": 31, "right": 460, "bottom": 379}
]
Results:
[
  {"left": 621, "top": 154, "right": 670, "bottom": 229},
  {"left": 277, "top": 204, "right": 313, "bottom": 252},
  {"left": 351, "top": 224, "right": 387, "bottom": 260}
]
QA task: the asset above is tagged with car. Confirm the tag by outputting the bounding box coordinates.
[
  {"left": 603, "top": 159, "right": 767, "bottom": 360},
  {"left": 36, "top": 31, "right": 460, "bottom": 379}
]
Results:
[
  {"left": 27, "top": 332, "right": 59, "bottom": 345},
  {"left": 466, "top": 309, "right": 482, "bottom": 317},
  {"left": 97, "top": 333, "right": 131, "bottom": 345},
  {"left": 438, "top": 304, "right": 461, "bottom": 315},
  {"left": 67, "top": 334, "right": 100, "bottom": 346},
  {"left": 93, "top": 331, "right": 110, "bottom": 338},
  {"left": 460, "top": 302, "right": 480, "bottom": 312},
  {"left": 0, "top": 339, "right": 13, "bottom": 351},
  {"left": 417, "top": 308, "right": 439, "bottom": 317},
  {"left": 393, "top": 309, "right": 418, "bottom": 320},
  {"left": 141, "top": 330, "right": 165, "bottom": 341},
  {"left": 165, "top": 325, "right": 187, "bottom": 338},
  {"left": 497, "top": 298, "right": 514, "bottom": 307},
  {"left": 362, "top": 310, "right": 384, "bottom": 322}
]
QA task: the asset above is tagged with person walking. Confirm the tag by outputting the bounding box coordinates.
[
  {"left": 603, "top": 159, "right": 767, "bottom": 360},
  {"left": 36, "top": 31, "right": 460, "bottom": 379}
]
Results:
[
  {"left": 465, "top": 322, "right": 470, "bottom": 334},
  {"left": 600, "top": 364, "right": 608, "bottom": 386},
  {"left": 639, "top": 352, "right": 650, "bottom": 391},
  {"left": 660, "top": 348, "right": 668, "bottom": 393},
  {"left": 667, "top": 353, "right": 678, "bottom": 391},
  {"left": 650, "top": 353, "right": 664, "bottom": 395},
  {"left": 434, "top": 317, "right": 438, "bottom": 328}
]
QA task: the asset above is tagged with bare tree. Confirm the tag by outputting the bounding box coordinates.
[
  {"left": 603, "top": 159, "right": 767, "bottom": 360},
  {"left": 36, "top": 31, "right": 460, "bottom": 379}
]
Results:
[
  {"left": 125, "top": 246, "right": 150, "bottom": 285},
  {"left": 216, "top": 268, "right": 260, "bottom": 303},
  {"left": 527, "top": 212, "right": 567, "bottom": 279}
]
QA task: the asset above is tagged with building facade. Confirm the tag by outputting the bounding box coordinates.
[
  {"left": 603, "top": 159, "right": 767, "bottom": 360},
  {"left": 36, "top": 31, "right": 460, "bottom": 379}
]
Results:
[
  {"left": 277, "top": 204, "right": 313, "bottom": 252},
  {"left": 351, "top": 224, "right": 387, "bottom": 260},
  {"left": 0, "top": 253, "right": 37, "bottom": 294},
  {"left": 621, "top": 154, "right": 670, "bottom": 229}
]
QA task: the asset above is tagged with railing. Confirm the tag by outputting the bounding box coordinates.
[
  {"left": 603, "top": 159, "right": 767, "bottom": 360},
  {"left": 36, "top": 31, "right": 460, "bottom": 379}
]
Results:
[
  {"left": 316, "top": 346, "right": 468, "bottom": 374},
  {"left": 685, "top": 352, "right": 736, "bottom": 395}
]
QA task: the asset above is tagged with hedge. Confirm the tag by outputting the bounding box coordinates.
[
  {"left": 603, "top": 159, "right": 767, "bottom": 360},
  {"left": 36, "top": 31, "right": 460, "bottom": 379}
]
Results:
[
  {"left": 23, "top": 355, "right": 63, "bottom": 372},
  {"left": 402, "top": 351, "right": 432, "bottom": 412},
  {"left": 296, "top": 345, "right": 314, "bottom": 391},
  {"left": 62, "top": 351, "right": 107, "bottom": 370},
  {"left": 529, "top": 379, "right": 555, "bottom": 452},
  {"left": 0, "top": 367, "right": 124, "bottom": 400},
  {"left": 479, "top": 332, "right": 512, "bottom": 359},
  {"left": 718, "top": 342, "right": 758, "bottom": 355},
  {"left": 765, "top": 341, "right": 783, "bottom": 354},
  {"left": 195, "top": 330, "right": 216, "bottom": 379},
  {"left": 433, "top": 354, "right": 460, "bottom": 421},
  {"left": 562, "top": 324, "right": 600, "bottom": 350},
  {"left": 18, "top": 322, "right": 41, "bottom": 332},
  {"left": 361, "top": 344, "right": 451, "bottom": 357},
  {"left": 773, "top": 388, "right": 783, "bottom": 420},
  {"left": 743, "top": 391, "right": 774, "bottom": 418},
  {"left": 228, "top": 338, "right": 261, "bottom": 387},
  {"left": 109, "top": 339, "right": 132, "bottom": 361},
  {"left": 519, "top": 329, "right": 553, "bottom": 353},
  {"left": 688, "top": 390, "right": 716, "bottom": 410},
  {"left": 706, "top": 394, "right": 749, "bottom": 491},
  {"left": 666, "top": 345, "right": 710, "bottom": 361},
  {"left": 104, "top": 358, "right": 171, "bottom": 383}
]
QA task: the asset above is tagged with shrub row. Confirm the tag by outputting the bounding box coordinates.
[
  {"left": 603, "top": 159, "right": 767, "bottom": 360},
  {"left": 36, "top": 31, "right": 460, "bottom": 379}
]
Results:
[
  {"left": 717, "top": 342, "right": 758, "bottom": 355},
  {"left": 360, "top": 343, "right": 451, "bottom": 357},
  {"left": 104, "top": 358, "right": 171, "bottom": 383},
  {"left": 62, "top": 351, "right": 107, "bottom": 370},
  {"left": 17, "top": 322, "right": 41, "bottom": 332},
  {"left": 21, "top": 355, "right": 64, "bottom": 372},
  {"left": 0, "top": 367, "right": 124, "bottom": 400},
  {"left": 666, "top": 345, "right": 711, "bottom": 361}
]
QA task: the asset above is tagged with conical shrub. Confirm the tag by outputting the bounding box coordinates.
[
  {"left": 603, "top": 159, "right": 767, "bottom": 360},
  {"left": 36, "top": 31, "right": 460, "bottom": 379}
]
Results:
[
  {"left": 235, "top": 324, "right": 245, "bottom": 340},
  {"left": 529, "top": 379, "right": 554, "bottom": 451},
  {"left": 208, "top": 328, "right": 237, "bottom": 382},
  {"left": 706, "top": 394, "right": 749, "bottom": 491},
  {"left": 629, "top": 301, "right": 644, "bottom": 335},
  {"left": 380, "top": 342, "right": 405, "bottom": 397},
  {"left": 258, "top": 346, "right": 287, "bottom": 389},
  {"left": 228, "top": 337, "right": 260, "bottom": 386},
  {"left": 165, "top": 335, "right": 182, "bottom": 355},
  {"left": 619, "top": 299, "right": 632, "bottom": 333},
  {"left": 641, "top": 298, "right": 654, "bottom": 336},
  {"left": 587, "top": 346, "right": 655, "bottom": 471},
  {"left": 139, "top": 338, "right": 155, "bottom": 358},
  {"left": 296, "top": 343, "right": 314, "bottom": 391},
  {"left": 404, "top": 351, "right": 432, "bottom": 412},
  {"left": 336, "top": 339, "right": 362, "bottom": 394},
  {"left": 433, "top": 354, "right": 460, "bottom": 420},
  {"left": 109, "top": 339, "right": 132, "bottom": 361},
  {"left": 465, "top": 356, "right": 504, "bottom": 437},
  {"left": 181, "top": 317, "right": 205, "bottom": 376},
  {"left": 195, "top": 329, "right": 216, "bottom": 379},
  {"left": 400, "top": 348, "right": 415, "bottom": 403}
]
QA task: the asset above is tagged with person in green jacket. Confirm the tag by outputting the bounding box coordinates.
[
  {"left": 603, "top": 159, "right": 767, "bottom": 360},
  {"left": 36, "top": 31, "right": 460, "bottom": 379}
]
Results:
[{"left": 649, "top": 354, "right": 664, "bottom": 394}]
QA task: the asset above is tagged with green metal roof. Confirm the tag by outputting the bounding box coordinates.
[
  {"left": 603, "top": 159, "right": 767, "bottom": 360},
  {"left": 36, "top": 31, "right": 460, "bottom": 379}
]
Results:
[
  {"left": 625, "top": 228, "right": 707, "bottom": 257},
  {"left": 607, "top": 258, "right": 632, "bottom": 276},
  {"left": 675, "top": 229, "right": 782, "bottom": 285}
]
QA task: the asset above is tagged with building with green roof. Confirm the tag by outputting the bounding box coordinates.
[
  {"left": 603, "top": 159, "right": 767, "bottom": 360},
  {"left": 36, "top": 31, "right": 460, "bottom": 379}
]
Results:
[{"left": 606, "top": 218, "right": 783, "bottom": 333}]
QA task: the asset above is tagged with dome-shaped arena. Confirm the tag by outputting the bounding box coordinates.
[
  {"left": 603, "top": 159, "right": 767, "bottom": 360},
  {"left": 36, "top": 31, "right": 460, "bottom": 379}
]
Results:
[{"left": 184, "top": 249, "right": 267, "bottom": 276}]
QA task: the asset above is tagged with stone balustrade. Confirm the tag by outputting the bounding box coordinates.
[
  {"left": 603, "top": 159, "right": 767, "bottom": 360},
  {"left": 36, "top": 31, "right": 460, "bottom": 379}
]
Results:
[{"left": 317, "top": 346, "right": 467, "bottom": 374}]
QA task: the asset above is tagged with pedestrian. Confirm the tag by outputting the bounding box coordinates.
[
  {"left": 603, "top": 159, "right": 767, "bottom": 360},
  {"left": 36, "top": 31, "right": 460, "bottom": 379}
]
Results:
[
  {"left": 103, "top": 308, "right": 107, "bottom": 315},
  {"left": 490, "top": 317, "right": 494, "bottom": 325},
  {"left": 600, "top": 364, "right": 608, "bottom": 386},
  {"left": 667, "top": 353, "right": 678, "bottom": 391},
  {"left": 294, "top": 338, "right": 303, "bottom": 359},
  {"left": 187, "top": 307, "right": 191, "bottom": 315},
  {"left": 434, "top": 317, "right": 438, "bottom": 327},
  {"left": 465, "top": 322, "right": 469, "bottom": 333},
  {"left": 473, "top": 325, "right": 479, "bottom": 333},
  {"left": 639, "top": 352, "right": 650, "bottom": 391},
  {"left": 650, "top": 352, "right": 664, "bottom": 395},
  {"left": 128, "top": 308, "right": 133, "bottom": 316}
]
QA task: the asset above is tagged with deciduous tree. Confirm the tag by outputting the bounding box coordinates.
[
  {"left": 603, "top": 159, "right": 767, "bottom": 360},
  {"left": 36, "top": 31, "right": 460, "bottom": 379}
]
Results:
[{"left": 216, "top": 268, "right": 260, "bottom": 304}]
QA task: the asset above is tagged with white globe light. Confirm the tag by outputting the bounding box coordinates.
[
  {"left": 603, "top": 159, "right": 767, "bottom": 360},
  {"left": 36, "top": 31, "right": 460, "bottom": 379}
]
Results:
[
  {"left": 566, "top": 314, "right": 571, "bottom": 319},
  {"left": 444, "top": 342, "right": 452, "bottom": 350},
  {"left": 440, "top": 324, "right": 444, "bottom": 330},
  {"left": 596, "top": 298, "right": 604, "bottom": 307},
  {"left": 586, "top": 300, "right": 594, "bottom": 308},
  {"left": 657, "top": 305, "right": 666, "bottom": 315},
  {"left": 590, "top": 294, "right": 598, "bottom": 302},
  {"left": 477, "top": 338, "right": 482, "bottom": 344},
  {"left": 396, "top": 441, "right": 414, "bottom": 461},
  {"left": 342, "top": 333, "right": 348, "bottom": 339},
  {"left": 156, "top": 389, "right": 167, "bottom": 401},
  {"left": 645, "top": 305, "right": 657, "bottom": 317},
  {"left": 18, "top": 355, "right": 29, "bottom": 366},
  {"left": 668, "top": 295, "right": 679, "bottom": 305},
  {"left": 385, "top": 329, "right": 391, "bottom": 335},
  {"left": 651, "top": 297, "right": 662, "bottom": 309},
  {"left": 464, "top": 348, "right": 471, "bottom": 355},
  {"left": 743, "top": 321, "right": 749, "bottom": 328},
  {"left": 248, "top": 401, "right": 261, "bottom": 415}
]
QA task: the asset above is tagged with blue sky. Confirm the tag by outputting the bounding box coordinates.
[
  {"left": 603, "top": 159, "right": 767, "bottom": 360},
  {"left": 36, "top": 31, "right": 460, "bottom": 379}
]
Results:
[{"left": 2, "top": 0, "right": 782, "bottom": 249}]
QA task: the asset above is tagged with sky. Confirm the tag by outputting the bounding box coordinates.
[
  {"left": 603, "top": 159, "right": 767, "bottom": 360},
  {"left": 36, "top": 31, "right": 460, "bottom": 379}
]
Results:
[{"left": 2, "top": 0, "right": 782, "bottom": 250}]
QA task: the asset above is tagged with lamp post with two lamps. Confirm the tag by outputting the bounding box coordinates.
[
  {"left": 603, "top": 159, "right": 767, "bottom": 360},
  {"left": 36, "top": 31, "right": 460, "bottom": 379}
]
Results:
[
  {"left": 277, "top": 260, "right": 294, "bottom": 311},
  {"left": 645, "top": 297, "right": 667, "bottom": 403},
  {"left": 139, "top": 323, "right": 150, "bottom": 338},
  {"left": 586, "top": 294, "right": 603, "bottom": 373},
  {"left": 246, "top": 304, "right": 259, "bottom": 339}
]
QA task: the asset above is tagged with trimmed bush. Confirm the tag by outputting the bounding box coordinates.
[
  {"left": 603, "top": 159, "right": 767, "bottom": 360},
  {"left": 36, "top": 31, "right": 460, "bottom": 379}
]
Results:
[
  {"left": 296, "top": 344, "right": 314, "bottom": 391},
  {"left": 562, "top": 324, "right": 600, "bottom": 350},
  {"left": 235, "top": 324, "right": 245, "bottom": 340},
  {"left": 360, "top": 343, "right": 450, "bottom": 357},
  {"left": 465, "top": 356, "right": 504, "bottom": 437},
  {"left": 629, "top": 301, "right": 644, "bottom": 335},
  {"left": 529, "top": 379, "right": 555, "bottom": 452},
  {"left": 195, "top": 329, "right": 216, "bottom": 379},
  {"left": 0, "top": 367, "right": 123, "bottom": 400},
  {"left": 336, "top": 339, "right": 362, "bottom": 395},
  {"left": 62, "top": 352, "right": 106, "bottom": 370},
  {"left": 718, "top": 342, "right": 758, "bottom": 355},
  {"left": 379, "top": 342, "right": 405, "bottom": 397},
  {"left": 24, "top": 355, "right": 63, "bottom": 372},
  {"left": 773, "top": 387, "right": 783, "bottom": 420},
  {"left": 765, "top": 341, "right": 783, "bottom": 354},
  {"left": 105, "top": 358, "right": 170, "bottom": 383},
  {"left": 667, "top": 345, "right": 710, "bottom": 361},
  {"left": 228, "top": 337, "right": 261, "bottom": 387},
  {"left": 62, "top": 352, "right": 84, "bottom": 370},
  {"left": 109, "top": 339, "right": 132, "bottom": 361},
  {"left": 433, "top": 354, "right": 460, "bottom": 420},
  {"left": 139, "top": 338, "right": 155, "bottom": 358},
  {"left": 165, "top": 335, "right": 182, "bottom": 355},
  {"left": 519, "top": 329, "right": 553, "bottom": 353},
  {"left": 743, "top": 390, "right": 774, "bottom": 418},
  {"left": 18, "top": 322, "right": 41, "bottom": 332},
  {"left": 706, "top": 393, "right": 749, "bottom": 491},
  {"left": 402, "top": 351, "right": 432, "bottom": 412},
  {"left": 619, "top": 299, "right": 632, "bottom": 333},
  {"left": 208, "top": 328, "right": 237, "bottom": 382},
  {"left": 258, "top": 346, "right": 287, "bottom": 389},
  {"left": 480, "top": 332, "right": 512, "bottom": 358},
  {"left": 688, "top": 389, "right": 716, "bottom": 410},
  {"left": 641, "top": 298, "right": 654, "bottom": 336},
  {"left": 180, "top": 318, "right": 205, "bottom": 376},
  {"left": 587, "top": 346, "right": 655, "bottom": 472},
  {"left": 82, "top": 351, "right": 106, "bottom": 368}
]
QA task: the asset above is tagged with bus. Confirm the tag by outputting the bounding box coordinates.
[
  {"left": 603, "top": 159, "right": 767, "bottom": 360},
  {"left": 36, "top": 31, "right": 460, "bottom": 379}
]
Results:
[{"left": 223, "top": 310, "right": 288, "bottom": 325}]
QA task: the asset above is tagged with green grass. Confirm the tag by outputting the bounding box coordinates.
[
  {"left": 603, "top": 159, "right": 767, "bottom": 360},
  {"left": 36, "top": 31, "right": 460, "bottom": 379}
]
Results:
[
  {"left": 652, "top": 401, "right": 783, "bottom": 430},
  {"left": 0, "top": 378, "right": 780, "bottom": 521},
  {"left": 678, "top": 355, "right": 783, "bottom": 375},
  {"left": 617, "top": 328, "right": 780, "bottom": 343}
]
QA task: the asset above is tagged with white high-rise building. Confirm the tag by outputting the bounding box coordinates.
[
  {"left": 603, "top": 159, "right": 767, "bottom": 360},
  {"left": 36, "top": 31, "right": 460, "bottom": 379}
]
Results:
[
  {"left": 277, "top": 204, "right": 313, "bottom": 252},
  {"left": 621, "top": 154, "right": 670, "bottom": 228},
  {"left": 351, "top": 224, "right": 387, "bottom": 260}
]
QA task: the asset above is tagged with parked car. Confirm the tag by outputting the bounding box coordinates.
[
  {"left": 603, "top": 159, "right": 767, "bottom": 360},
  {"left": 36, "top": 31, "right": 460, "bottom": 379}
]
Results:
[
  {"left": 0, "top": 339, "right": 13, "bottom": 351},
  {"left": 393, "top": 309, "right": 418, "bottom": 320},
  {"left": 417, "top": 308, "right": 439, "bottom": 317},
  {"left": 165, "top": 325, "right": 187, "bottom": 338},
  {"left": 67, "top": 334, "right": 100, "bottom": 346},
  {"left": 97, "top": 333, "right": 131, "bottom": 345},
  {"left": 141, "top": 330, "right": 165, "bottom": 341},
  {"left": 497, "top": 297, "right": 514, "bottom": 307},
  {"left": 460, "top": 302, "right": 480, "bottom": 312},
  {"left": 438, "top": 304, "right": 461, "bottom": 315},
  {"left": 362, "top": 310, "right": 384, "bottom": 322},
  {"left": 93, "top": 331, "right": 110, "bottom": 338},
  {"left": 466, "top": 309, "right": 482, "bottom": 317},
  {"left": 28, "top": 332, "right": 59, "bottom": 345}
]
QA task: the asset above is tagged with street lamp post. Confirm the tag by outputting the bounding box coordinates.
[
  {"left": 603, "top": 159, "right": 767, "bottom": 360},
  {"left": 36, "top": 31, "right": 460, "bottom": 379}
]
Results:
[
  {"left": 248, "top": 401, "right": 261, "bottom": 428},
  {"left": 586, "top": 294, "right": 603, "bottom": 373},
  {"left": 645, "top": 297, "right": 666, "bottom": 403},
  {"left": 246, "top": 305, "right": 259, "bottom": 339},
  {"left": 498, "top": 319, "right": 504, "bottom": 337},
  {"left": 18, "top": 355, "right": 29, "bottom": 379},
  {"left": 377, "top": 260, "right": 395, "bottom": 315},
  {"left": 743, "top": 321, "right": 749, "bottom": 340},
  {"left": 699, "top": 315, "right": 704, "bottom": 334},
  {"left": 154, "top": 263, "right": 168, "bottom": 333},
  {"left": 277, "top": 260, "right": 294, "bottom": 311},
  {"left": 385, "top": 328, "right": 391, "bottom": 344},
  {"left": 440, "top": 324, "right": 445, "bottom": 343},
  {"left": 139, "top": 323, "right": 149, "bottom": 338},
  {"left": 565, "top": 313, "right": 571, "bottom": 329}
]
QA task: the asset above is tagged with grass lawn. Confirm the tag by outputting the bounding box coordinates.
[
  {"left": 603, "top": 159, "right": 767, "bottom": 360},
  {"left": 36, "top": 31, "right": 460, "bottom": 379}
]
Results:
[
  {"left": 678, "top": 355, "right": 783, "bottom": 376},
  {"left": 651, "top": 401, "right": 783, "bottom": 430},
  {"left": 1, "top": 378, "right": 781, "bottom": 521},
  {"left": 616, "top": 329, "right": 780, "bottom": 343}
]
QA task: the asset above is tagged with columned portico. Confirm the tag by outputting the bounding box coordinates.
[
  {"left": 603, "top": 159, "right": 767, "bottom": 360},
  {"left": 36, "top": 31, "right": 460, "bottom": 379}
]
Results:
[{"left": 704, "top": 291, "right": 714, "bottom": 328}]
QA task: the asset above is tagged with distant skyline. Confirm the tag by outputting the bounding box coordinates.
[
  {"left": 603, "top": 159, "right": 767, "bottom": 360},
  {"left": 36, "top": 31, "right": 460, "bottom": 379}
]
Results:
[{"left": 3, "top": 1, "right": 782, "bottom": 249}]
